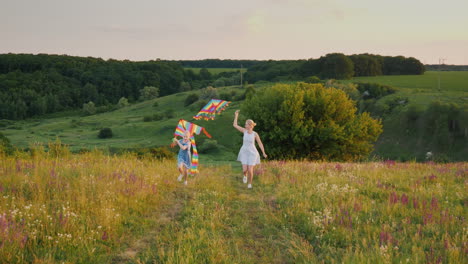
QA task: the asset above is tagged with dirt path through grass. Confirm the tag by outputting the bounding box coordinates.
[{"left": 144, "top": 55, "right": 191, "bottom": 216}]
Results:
[{"left": 115, "top": 166, "right": 292, "bottom": 263}]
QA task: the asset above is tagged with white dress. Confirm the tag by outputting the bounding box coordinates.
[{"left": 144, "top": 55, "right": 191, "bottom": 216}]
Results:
[{"left": 237, "top": 131, "right": 260, "bottom": 165}]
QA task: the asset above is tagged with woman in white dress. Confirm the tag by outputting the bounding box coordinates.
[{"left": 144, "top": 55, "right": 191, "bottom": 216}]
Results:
[{"left": 233, "top": 110, "right": 267, "bottom": 189}]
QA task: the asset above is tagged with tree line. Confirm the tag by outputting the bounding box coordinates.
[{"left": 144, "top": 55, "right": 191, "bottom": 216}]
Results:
[
  {"left": 245, "top": 53, "right": 425, "bottom": 82},
  {"left": 0, "top": 54, "right": 218, "bottom": 120},
  {"left": 0, "top": 53, "right": 425, "bottom": 120},
  {"left": 425, "top": 64, "right": 468, "bottom": 71},
  {"left": 177, "top": 59, "right": 262, "bottom": 68}
]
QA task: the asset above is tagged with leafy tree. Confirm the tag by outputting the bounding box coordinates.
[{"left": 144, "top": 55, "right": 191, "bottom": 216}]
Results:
[
  {"left": 320, "top": 53, "right": 354, "bottom": 79},
  {"left": 82, "top": 83, "right": 99, "bottom": 103},
  {"left": 305, "top": 76, "right": 321, "bottom": 84},
  {"left": 199, "top": 86, "right": 218, "bottom": 100},
  {"left": 82, "top": 101, "right": 96, "bottom": 115},
  {"left": 242, "top": 82, "right": 382, "bottom": 161},
  {"left": 349, "top": 54, "right": 382, "bottom": 76},
  {"left": 325, "top": 81, "right": 360, "bottom": 101},
  {"left": 179, "top": 81, "right": 191, "bottom": 91},
  {"left": 244, "top": 85, "right": 256, "bottom": 99},
  {"left": 199, "top": 68, "right": 212, "bottom": 80},
  {"left": 117, "top": 97, "right": 129, "bottom": 108},
  {"left": 139, "top": 86, "right": 159, "bottom": 101}
]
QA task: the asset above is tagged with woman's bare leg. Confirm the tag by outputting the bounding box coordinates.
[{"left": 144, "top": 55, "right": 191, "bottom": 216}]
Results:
[
  {"left": 183, "top": 166, "right": 188, "bottom": 183},
  {"left": 242, "top": 164, "right": 248, "bottom": 177},
  {"left": 247, "top": 165, "right": 255, "bottom": 184}
]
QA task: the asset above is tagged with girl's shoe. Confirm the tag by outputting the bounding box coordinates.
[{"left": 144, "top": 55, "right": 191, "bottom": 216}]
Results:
[
  {"left": 247, "top": 183, "right": 252, "bottom": 189},
  {"left": 184, "top": 181, "right": 188, "bottom": 186},
  {"left": 243, "top": 176, "right": 247, "bottom": 184},
  {"left": 177, "top": 174, "right": 183, "bottom": 182}
]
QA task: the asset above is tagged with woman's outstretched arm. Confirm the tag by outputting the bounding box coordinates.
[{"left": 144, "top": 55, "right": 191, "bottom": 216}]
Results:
[
  {"left": 233, "top": 110, "right": 245, "bottom": 133},
  {"left": 255, "top": 133, "right": 267, "bottom": 158}
]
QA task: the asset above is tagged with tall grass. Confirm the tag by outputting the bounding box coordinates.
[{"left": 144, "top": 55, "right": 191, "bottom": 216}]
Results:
[
  {"left": 0, "top": 147, "right": 178, "bottom": 263},
  {"left": 257, "top": 160, "right": 467, "bottom": 263},
  {"left": 1, "top": 150, "right": 466, "bottom": 263}
]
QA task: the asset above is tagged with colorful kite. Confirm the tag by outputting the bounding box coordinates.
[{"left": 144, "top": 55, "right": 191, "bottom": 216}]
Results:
[
  {"left": 193, "top": 99, "right": 230, "bottom": 120},
  {"left": 172, "top": 119, "right": 211, "bottom": 175}
]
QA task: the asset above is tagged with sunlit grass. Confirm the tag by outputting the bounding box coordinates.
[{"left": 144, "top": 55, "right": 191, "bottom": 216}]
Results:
[
  {"left": 0, "top": 148, "right": 178, "bottom": 263},
  {"left": 257, "top": 160, "right": 467, "bottom": 263},
  {"left": 1, "top": 150, "right": 466, "bottom": 263}
]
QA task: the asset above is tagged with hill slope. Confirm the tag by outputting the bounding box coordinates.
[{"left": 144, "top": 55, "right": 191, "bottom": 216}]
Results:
[{"left": 2, "top": 71, "right": 467, "bottom": 161}]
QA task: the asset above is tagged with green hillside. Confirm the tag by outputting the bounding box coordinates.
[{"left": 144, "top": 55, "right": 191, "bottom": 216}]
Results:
[
  {"left": 2, "top": 71, "right": 467, "bottom": 161},
  {"left": 2, "top": 86, "right": 246, "bottom": 161},
  {"left": 345, "top": 71, "right": 468, "bottom": 161}
]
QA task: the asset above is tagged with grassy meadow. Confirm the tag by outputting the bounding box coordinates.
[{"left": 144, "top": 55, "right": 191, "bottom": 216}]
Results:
[
  {"left": 0, "top": 150, "right": 466, "bottom": 263},
  {"left": 2, "top": 71, "right": 467, "bottom": 162},
  {"left": 1, "top": 85, "right": 245, "bottom": 161}
]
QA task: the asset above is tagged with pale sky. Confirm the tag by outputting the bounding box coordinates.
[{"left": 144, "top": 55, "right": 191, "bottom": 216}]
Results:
[{"left": 1, "top": 0, "right": 467, "bottom": 65}]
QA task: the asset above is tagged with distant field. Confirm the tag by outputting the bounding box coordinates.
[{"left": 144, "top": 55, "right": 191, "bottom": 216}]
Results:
[
  {"left": 348, "top": 71, "right": 468, "bottom": 92},
  {"left": 184, "top": 67, "right": 242, "bottom": 74},
  {"left": 341, "top": 71, "right": 468, "bottom": 108}
]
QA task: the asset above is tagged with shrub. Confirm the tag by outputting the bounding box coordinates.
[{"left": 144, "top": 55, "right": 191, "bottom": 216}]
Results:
[
  {"left": 242, "top": 82, "right": 382, "bottom": 161},
  {"left": 0, "top": 132, "right": 13, "bottom": 155},
  {"left": 355, "top": 83, "right": 397, "bottom": 99},
  {"left": 199, "top": 139, "right": 220, "bottom": 153},
  {"left": 98, "top": 128, "right": 113, "bottom": 139},
  {"left": 219, "top": 92, "right": 232, "bottom": 101},
  {"left": 199, "top": 86, "right": 219, "bottom": 100},
  {"left": 185, "top": 94, "right": 199, "bottom": 106},
  {"left": 305, "top": 76, "right": 321, "bottom": 84},
  {"left": 82, "top": 101, "right": 96, "bottom": 115},
  {"left": 139, "top": 86, "right": 159, "bottom": 101},
  {"left": 117, "top": 97, "right": 129, "bottom": 108}
]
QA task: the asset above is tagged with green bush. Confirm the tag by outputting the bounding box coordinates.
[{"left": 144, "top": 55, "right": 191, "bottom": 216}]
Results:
[
  {"left": 242, "top": 82, "right": 382, "bottom": 161},
  {"left": 0, "top": 132, "right": 13, "bottom": 155},
  {"left": 305, "top": 76, "right": 321, "bottom": 84},
  {"left": 98, "top": 128, "right": 113, "bottom": 139},
  {"left": 219, "top": 92, "right": 232, "bottom": 101},
  {"left": 184, "top": 94, "right": 199, "bottom": 106},
  {"left": 199, "top": 139, "right": 220, "bottom": 153},
  {"left": 355, "top": 83, "right": 397, "bottom": 99}
]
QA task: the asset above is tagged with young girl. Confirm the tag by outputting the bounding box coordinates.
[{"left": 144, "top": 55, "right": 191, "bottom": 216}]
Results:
[
  {"left": 173, "top": 131, "right": 192, "bottom": 185},
  {"left": 233, "top": 110, "right": 267, "bottom": 189}
]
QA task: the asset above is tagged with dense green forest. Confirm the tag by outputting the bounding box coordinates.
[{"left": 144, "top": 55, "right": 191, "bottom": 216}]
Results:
[
  {"left": 245, "top": 53, "right": 426, "bottom": 82},
  {"left": 0, "top": 53, "right": 425, "bottom": 120},
  {"left": 178, "top": 59, "right": 262, "bottom": 68},
  {"left": 0, "top": 54, "right": 217, "bottom": 119}
]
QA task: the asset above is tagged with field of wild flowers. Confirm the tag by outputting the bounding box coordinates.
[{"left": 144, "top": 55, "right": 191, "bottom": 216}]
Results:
[
  {"left": 0, "top": 148, "right": 467, "bottom": 263},
  {"left": 0, "top": 147, "right": 181, "bottom": 263},
  {"left": 256, "top": 161, "right": 467, "bottom": 263}
]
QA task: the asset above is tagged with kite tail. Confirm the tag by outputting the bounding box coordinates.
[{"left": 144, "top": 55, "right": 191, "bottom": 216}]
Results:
[
  {"left": 202, "top": 128, "right": 212, "bottom": 138},
  {"left": 189, "top": 138, "right": 199, "bottom": 175}
]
